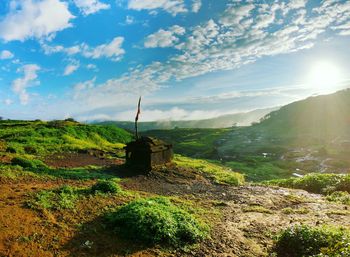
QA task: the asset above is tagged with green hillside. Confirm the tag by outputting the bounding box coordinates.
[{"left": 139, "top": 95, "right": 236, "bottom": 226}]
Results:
[
  {"left": 255, "top": 89, "right": 350, "bottom": 142},
  {"left": 146, "top": 89, "right": 350, "bottom": 181},
  {"left": 0, "top": 119, "right": 133, "bottom": 155}
]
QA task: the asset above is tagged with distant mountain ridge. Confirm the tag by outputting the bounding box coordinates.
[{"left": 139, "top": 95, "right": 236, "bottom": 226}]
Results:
[
  {"left": 93, "top": 107, "right": 278, "bottom": 131},
  {"left": 254, "top": 88, "right": 350, "bottom": 140}
]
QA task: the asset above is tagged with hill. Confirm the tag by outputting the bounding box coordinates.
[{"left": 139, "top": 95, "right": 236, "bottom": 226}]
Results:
[
  {"left": 0, "top": 119, "right": 133, "bottom": 156},
  {"left": 255, "top": 88, "right": 350, "bottom": 142},
  {"left": 0, "top": 119, "right": 349, "bottom": 256},
  {"left": 145, "top": 89, "right": 350, "bottom": 181},
  {"left": 94, "top": 107, "right": 277, "bottom": 131}
]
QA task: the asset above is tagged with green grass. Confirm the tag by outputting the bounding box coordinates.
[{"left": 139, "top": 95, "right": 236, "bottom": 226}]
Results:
[
  {"left": 273, "top": 225, "right": 350, "bottom": 257},
  {"left": 145, "top": 128, "right": 230, "bottom": 158},
  {"left": 242, "top": 205, "right": 273, "bottom": 214},
  {"left": 0, "top": 120, "right": 132, "bottom": 155},
  {"left": 90, "top": 179, "right": 123, "bottom": 194},
  {"left": 174, "top": 155, "right": 244, "bottom": 186},
  {"left": 27, "top": 185, "right": 80, "bottom": 210},
  {"left": 326, "top": 191, "right": 350, "bottom": 205},
  {"left": 28, "top": 180, "right": 124, "bottom": 210},
  {"left": 0, "top": 164, "right": 40, "bottom": 179},
  {"left": 225, "top": 159, "right": 290, "bottom": 182},
  {"left": 265, "top": 173, "right": 350, "bottom": 194},
  {"left": 106, "top": 197, "right": 209, "bottom": 247}
]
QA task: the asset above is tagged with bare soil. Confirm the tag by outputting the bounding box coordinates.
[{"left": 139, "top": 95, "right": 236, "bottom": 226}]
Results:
[
  {"left": 1, "top": 154, "right": 349, "bottom": 257},
  {"left": 44, "top": 152, "right": 124, "bottom": 168}
]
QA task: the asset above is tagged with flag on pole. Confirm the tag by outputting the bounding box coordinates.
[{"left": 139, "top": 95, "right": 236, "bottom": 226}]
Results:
[{"left": 135, "top": 96, "right": 141, "bottom": 122}]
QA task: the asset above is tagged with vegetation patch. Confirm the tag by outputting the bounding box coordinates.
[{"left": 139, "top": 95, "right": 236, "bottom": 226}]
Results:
[
  {"left": 174, "top": 155, "right": 244, "bottom": 186},
  {"left": 106, "top": 197, "right": 209, "bottom": 247},
  {"left": 28, "top": 180, "right": 123, "bottom": 210},
  {"left": 0, "top": 120, "right": 132, "bottom": 155},
  {"left": 326, "top": 191, "right": 350, "bottom": 205},
  {"left": 281, "top": 207, "right": 309, "bottom": 215},
  {"left": 28, "top": 185, "right": 80, "bottom": 210},
  {"left": 265, "top": 173, "right": 350, "bottom": 194},
  {"left": 242, "top": 205, "right": 273, "bottom": 214},
  {"left": 12, "top": 157, "right": 48, "bottom": 171},
  {"left": 90, "top": 179, "right": 123, "bottom": 194},
  {"left": 273, "top": 225, "right": 350, "bottom": 257}
]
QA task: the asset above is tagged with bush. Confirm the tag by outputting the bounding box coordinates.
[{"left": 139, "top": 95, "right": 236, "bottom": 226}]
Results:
[
  {"left": 90, "top": 180, "right": 122, "bottom": 194},
  {"left": 266, "top": 173, "right": 350, "bottom": 194},
  {"left": 106, "top": 197, "right": 209, "bottom": 247},
  {"left": 326, "top": 191, "right": 350, "bottom": 205},
  {"left": 273, "top": 225, "right": 350, "bottom": 257},
  {"left": 11, "top": 157, "right": 48, "bottom": 170}
]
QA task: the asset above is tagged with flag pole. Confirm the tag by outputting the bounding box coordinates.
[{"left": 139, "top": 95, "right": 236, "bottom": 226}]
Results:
[{"left": 135, "top": 96, "right": 141, "bottom": 140}]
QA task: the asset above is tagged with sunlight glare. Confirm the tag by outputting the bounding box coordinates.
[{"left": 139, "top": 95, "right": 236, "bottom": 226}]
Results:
[{"left": 307, "top": 61, "right": 343, "bottom": 90}]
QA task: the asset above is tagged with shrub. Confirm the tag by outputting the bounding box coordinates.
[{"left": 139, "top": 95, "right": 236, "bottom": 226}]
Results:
[
  {"left": 273, "top": 225, "right": 350, "bottom": 257},
  {"left": 326, "top": 191, "right": 350, "bottom": 205},
  {"left": 106, "top": 197, "right": 209, "bottom": 247},
  {"left": 266, "top": 173, "right": 350, "bottom": 194},
  {"left": 90, "top": 180, "right": 122, "bottom": 194},
  {"left": 11, "top": 157, "right": 48, "bottom": 170}
]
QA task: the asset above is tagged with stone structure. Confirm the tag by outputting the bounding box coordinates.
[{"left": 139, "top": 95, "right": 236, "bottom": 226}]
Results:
[{"left": 124, "top": 136, "right": 173, "bottom": 169}]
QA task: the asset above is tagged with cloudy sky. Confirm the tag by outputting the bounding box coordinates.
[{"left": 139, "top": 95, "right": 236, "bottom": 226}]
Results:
[{"left": 1, "top": 0, "right": 350, "bottom": 121}]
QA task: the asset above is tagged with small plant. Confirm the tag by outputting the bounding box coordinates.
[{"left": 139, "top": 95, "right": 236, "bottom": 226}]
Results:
[
  {"left": 106, "top": 197, "right": 209, "bottom": 247},
  {"left": 326, "top": 191, "right": 350, "bottom": 205},
  {"left": 281, "top": 207, "right": 309, "bottom": 215},
  {"left": 28, "top": 185, "right": 79, "bottom": 210},
  {"left": 273, "top": 225, "right": 350, "bottom": 257},
  {"left": 243, "top": 205, "right": 273, "bottom": 214},
  {"left": 90, "top": 180, "right": 122, "bottom": 194}
]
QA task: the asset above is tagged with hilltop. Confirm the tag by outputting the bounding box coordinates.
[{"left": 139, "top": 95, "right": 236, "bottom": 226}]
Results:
[{"left": 0, "top": 119, "right": 349, "bottom": 256}]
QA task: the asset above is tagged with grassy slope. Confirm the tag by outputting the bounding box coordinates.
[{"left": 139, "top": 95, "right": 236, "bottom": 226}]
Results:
[
  {"left": 0, "top": 120, "right": 349, "bottom": 256},
  {"left": 0, "top": 119, "right": 133, "bottom": 155}
]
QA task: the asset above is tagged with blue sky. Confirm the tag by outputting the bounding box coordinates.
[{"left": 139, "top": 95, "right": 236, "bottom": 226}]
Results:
[{"left": 1, "top": 0, "right": 350, "bottom": 121}]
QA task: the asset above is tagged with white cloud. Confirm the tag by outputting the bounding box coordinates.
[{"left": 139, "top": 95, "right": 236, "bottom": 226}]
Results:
[
  {"left": 86, "top": 63, "right": 98, "bottom": 71},
  {"left": 73, "top": 0, "right": 110, "bottom": 16},
  {"left": 0, "top": 0, "right": 74, "bottom": 42},
  {"left": 63, "top": 60, "right": 79, "bottom": 76},
  {"left": 144, "top": 25, "right": 185, "bottom": 48},
  {"left": 128, "top": 0, "right": 187, "bottom": 16},
  {"left": 288, "top": 0, "right": 307, "bottom": 10},
  {"left": 219, "top": 4, "right": 254, "bottom": 26},
  {"left": 50, "top": 0, "right": 350, "bottom": 117},
  {"left": 191, "top": 0, "right": 201, "bottom": 13},
  {"left": 81, "top": 37, "right": 125, "bottom": 61},
  {"left": 12, "top": 64, "right": 40, "bottom": 104},
  {"left": 4, "top": 99, "right": 13, "bottom": 105},
  {"left": 73, "top": 76, "right": 96, "bottom": 92},
  {"left": 125, "top": 15, "right": 135, "bottom": 25},
  {"left": 0, "top": 50, "right": 14, "bottom": 59},
  {"left": 41, "top": 36, "right": 125, "bottom": 61}
]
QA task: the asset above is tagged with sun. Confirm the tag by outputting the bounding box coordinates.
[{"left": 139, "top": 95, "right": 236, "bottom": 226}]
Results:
[{"left": 307, "top": 61, "right": 343, "bottom": 90}]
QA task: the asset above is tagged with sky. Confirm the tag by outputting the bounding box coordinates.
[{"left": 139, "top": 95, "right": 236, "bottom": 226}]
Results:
[{"left": 1, "top": 0, "right": 350, "bottom": 121}]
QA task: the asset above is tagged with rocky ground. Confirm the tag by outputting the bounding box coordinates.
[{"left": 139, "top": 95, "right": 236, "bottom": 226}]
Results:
[{"left": 0, "top": 153, "right": 349, "bottom": 257}]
